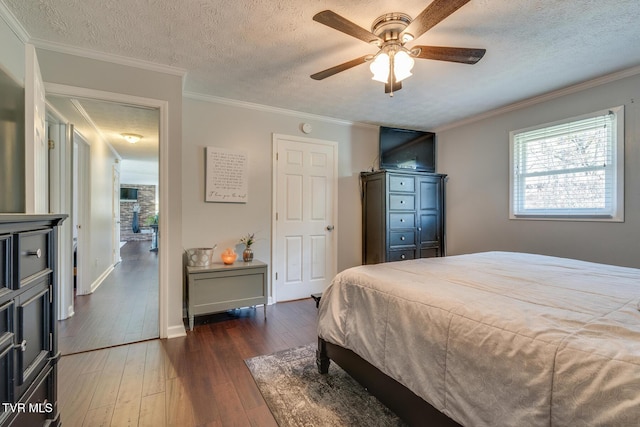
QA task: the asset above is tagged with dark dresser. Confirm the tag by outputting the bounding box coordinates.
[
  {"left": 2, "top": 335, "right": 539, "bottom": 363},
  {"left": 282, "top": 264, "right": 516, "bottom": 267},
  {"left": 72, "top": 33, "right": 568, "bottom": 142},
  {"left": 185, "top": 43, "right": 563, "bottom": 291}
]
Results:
[
  {"left": 361, "top": 170, "right": 446, "bottom": 264},
  {"left": 0, "top": 215, "right": 66, "bottom": 427}
]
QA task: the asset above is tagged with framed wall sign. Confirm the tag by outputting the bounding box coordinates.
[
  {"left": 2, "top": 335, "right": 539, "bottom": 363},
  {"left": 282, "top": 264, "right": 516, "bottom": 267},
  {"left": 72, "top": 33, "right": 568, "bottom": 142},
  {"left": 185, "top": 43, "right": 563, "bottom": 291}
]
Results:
[{"left": 205, "top": 146, "right": 248, "bottom": 203}]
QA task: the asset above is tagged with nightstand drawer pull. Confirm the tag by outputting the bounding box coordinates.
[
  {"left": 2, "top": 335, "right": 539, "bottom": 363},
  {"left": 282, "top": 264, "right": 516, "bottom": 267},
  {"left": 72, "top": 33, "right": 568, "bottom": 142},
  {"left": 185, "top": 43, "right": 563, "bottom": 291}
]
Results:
[
  {"left": 400, "top": 236, "right": 405, "bottom": 241},
  {"left": 401, "top": 254, "right": 406, "bottom": 259}
]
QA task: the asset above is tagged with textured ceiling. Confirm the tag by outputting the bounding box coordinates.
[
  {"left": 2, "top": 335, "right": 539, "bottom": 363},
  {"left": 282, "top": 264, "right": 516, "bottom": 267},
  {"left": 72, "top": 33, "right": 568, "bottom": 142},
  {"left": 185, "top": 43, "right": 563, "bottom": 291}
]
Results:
[{"left": 6, "top": 0, "right": 640, "bottom": 131}]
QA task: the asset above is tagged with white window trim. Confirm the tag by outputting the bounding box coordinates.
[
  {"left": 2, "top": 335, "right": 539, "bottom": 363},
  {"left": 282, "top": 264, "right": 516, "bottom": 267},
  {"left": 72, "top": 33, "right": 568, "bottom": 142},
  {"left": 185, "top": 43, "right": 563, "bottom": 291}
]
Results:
[{"left": 509, "top": 106, "right": 624, "bottom": 222}]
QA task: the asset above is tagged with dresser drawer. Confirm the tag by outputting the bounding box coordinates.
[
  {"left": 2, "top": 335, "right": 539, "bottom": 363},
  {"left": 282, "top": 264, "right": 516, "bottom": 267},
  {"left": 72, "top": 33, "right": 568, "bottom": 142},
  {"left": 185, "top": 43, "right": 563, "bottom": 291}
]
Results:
[
  {"left": 389, "top": 194, "right": 415, "bottom": 210},
  {"left": 388, "top": 250, "right": 415, "bottom": 262},
  {"left": 0, "top": 235, "right": 11, "bottom": 293},
  {"left": 17, "top": 230, "right": 51, "bottom": 284},
  {"left": 389, "top": 175, "right": 415, "bottom": 192},
  {"left": 15, "top": 281, "right": 51, "bottom": 394},
  {"left": 389, "top": 213, "right": 415, "bottom": 229},
  {"left": 389, "top": 231, "right": 415, "bottom": 247}
]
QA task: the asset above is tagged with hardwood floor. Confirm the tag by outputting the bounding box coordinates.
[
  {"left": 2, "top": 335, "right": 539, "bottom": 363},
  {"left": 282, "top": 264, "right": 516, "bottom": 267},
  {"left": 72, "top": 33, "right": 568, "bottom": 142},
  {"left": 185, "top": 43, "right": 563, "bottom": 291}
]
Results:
[
  {"left": 58, "top": 240, "right": 159, "bottom": 355},
  {"left": 58, "top": 298, "right": 318, "bottom": 426}
]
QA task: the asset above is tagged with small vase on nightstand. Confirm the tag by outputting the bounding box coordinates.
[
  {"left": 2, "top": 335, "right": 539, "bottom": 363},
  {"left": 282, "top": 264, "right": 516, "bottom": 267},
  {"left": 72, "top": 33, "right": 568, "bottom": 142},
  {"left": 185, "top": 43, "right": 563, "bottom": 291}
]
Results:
[{"left": 243, "top": 247, "right": 253, "bottom": 262}]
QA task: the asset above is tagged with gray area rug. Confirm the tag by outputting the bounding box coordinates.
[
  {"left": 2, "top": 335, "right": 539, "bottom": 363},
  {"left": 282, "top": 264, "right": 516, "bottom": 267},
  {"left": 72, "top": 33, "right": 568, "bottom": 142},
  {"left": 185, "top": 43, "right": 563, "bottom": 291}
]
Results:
[{"left": 245, "top": 344, "right": 405, "bottom": 426}]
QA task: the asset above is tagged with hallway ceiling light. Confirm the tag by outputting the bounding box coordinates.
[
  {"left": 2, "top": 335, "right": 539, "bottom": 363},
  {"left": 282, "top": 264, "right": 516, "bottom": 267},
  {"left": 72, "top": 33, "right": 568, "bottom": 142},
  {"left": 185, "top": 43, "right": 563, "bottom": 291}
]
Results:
[{"left": 121, "top": 133, "right": 143, "bottom": 144}]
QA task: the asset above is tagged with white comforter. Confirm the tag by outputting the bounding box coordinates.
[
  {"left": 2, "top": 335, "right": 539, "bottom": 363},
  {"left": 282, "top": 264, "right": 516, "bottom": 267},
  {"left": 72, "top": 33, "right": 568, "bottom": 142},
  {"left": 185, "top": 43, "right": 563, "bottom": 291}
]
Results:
[{"left": 317, "top": 252, "right": 640, "bottom": 426}]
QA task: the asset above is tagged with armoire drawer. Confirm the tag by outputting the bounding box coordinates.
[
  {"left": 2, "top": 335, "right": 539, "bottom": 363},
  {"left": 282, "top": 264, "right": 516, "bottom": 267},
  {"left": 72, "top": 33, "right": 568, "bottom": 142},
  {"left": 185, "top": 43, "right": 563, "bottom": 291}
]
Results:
[
  {"left": 388, "top": 250, "right": 415, "bottom": 262},
  {"left": 389, "top": 213, "right": 415, "bottom": 229},
  {"left": 389, "top": 175, "right": 415, "bottom": 192},
  {"left": 389, "top": 231, "right": 415, "bottom": 247},
  {"left": 389, "top": 194, "right": 415, "bottom": 210},
  {"left": 17, "top": 230, "right": 51, "bottom": 284}
]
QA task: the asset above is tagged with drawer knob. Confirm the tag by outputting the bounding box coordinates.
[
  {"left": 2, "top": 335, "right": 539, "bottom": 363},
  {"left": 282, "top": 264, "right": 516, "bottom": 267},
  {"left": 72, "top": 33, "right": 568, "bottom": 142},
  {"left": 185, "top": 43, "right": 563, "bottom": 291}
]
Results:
[
  {"left": 400, "top": 181, "right": 405, "bottom": 186},
  {"left": 400, "top": 219, "right": 405, "bottom": 222},
  {"left": 27, "top": 249, "right": 42, "bottom": 258},
  {"left": 400, "top": 200, "right": 405, "bottom": 204},
  {"left": 15, "top": 340, "right": 27, "bottom": 352},
  {"left": 401, "top": 254, "right": 406, "bottom": 260},
  {"left": 400, "top": 236, "right": 405, "bottom": 241}
]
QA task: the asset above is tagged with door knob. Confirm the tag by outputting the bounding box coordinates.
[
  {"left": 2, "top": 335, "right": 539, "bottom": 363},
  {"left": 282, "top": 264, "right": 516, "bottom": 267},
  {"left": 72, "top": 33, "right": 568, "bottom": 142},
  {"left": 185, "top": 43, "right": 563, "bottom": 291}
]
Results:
[{"left": 326, "top": 225, "right": 334, "bottom": 231}]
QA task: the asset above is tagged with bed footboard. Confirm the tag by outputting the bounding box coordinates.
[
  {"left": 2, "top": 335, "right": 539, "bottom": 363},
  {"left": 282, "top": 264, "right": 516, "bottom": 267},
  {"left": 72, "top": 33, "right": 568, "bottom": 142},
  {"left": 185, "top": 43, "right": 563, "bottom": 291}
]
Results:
[{"left": 317, "top": 337, "right": 460, "bottom": 427}]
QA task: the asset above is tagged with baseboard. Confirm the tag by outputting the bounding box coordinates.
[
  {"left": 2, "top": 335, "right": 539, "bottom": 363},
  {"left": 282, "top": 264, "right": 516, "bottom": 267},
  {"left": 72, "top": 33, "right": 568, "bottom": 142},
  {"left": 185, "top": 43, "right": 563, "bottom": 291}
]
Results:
[
  {"left": 167, "top": 324, "right": 187, "bottom": 339},
  {"left": 90, "top": 265, "right": 114, "bottom": 293}
]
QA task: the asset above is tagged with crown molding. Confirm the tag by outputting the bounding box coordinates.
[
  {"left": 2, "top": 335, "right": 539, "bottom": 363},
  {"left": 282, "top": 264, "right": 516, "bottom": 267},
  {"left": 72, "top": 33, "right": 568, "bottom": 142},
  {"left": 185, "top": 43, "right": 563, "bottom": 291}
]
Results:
[
  {"left": 434, "top": 65, "right": 640, "bottom": 133},
  {"left": 0, "top": 1, "right": 29, "bottom": 42},
  {"left": 31, "top": 37, "right": 187, "bottom": 77},
  {"left": 69, "top": 98, "right": 122, "bottom": 160},
  {"left": 183, "top": 91, "right": 378, "bottom": 130}
]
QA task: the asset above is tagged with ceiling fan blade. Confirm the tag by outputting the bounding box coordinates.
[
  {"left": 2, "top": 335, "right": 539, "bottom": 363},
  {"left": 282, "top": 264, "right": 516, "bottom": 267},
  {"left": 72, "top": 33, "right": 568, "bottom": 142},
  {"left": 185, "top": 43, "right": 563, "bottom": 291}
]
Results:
[
  {"left": 313, "top": 10, "right": 382, "bottom": 44},
  {"left": 310, "top": 55, "right": 370, "bottom": 80},
  {"left": 413, "top": 46, "right": 486, "bottom": 64},
  {"left": 402, "top": 0, "right": 471, "bottom": 41}
]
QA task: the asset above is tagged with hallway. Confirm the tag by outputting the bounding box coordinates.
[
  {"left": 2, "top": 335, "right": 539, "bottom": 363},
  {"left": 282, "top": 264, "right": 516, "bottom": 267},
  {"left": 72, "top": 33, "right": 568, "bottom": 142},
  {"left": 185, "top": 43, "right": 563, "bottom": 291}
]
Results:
[{"left": 58, "top": 241, "right": 159, "bottom": 355}]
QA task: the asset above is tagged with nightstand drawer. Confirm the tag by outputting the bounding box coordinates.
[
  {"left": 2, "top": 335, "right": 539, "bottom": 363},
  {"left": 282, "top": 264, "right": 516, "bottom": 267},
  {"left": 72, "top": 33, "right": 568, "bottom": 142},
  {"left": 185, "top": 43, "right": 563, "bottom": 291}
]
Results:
[
  {"left": 388, "top": 250, "right": 415, "bottom": 262},
  {"left": 389, "top": 175, "right": 415, "bottom": 192},
  {"left": 389, "top": 213, "right": 415, "bottom": 229},
  {"left": 390, "top": 231, "right": 415, "bottom": 247},
  {"left": 389, "top": 194, "right": 415, "bottom": 210}
]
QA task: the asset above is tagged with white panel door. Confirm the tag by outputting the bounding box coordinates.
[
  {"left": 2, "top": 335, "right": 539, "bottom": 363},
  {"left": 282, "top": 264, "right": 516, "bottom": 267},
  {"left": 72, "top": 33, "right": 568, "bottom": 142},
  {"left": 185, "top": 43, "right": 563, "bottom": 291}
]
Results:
[{"left": 274, "top": 135, "right": 337, "bottom": 301}]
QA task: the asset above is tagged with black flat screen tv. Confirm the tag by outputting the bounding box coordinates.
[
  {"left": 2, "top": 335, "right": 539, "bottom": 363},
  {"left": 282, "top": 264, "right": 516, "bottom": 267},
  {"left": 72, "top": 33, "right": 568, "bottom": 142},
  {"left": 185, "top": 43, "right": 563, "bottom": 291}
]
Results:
[
  {"left": 379, "top": 126, "right": 435, "bottom": 172},
  {"left": 120, "top": 187, "right": 138, "bottom": 201}
]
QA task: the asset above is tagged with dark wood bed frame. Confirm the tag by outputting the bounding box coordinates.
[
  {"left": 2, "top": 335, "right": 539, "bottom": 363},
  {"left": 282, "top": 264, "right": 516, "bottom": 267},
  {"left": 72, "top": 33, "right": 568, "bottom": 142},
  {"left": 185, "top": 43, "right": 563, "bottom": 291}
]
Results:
[{"left": 316, "top": 337, "right": 461, "bottom": 427}]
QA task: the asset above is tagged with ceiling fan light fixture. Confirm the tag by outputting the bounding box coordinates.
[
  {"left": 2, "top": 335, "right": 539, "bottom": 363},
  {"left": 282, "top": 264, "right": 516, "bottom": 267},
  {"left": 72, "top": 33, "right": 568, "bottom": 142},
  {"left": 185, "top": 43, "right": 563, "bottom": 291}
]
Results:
[
  {"left": 393, "top": 50, "right": 415, "bottom": 82},
  {"left": 121, "top": 133, "right": 143, "bottom": 144},
  {"left": 370, "top": 52, "right": 390, "bottom": 83}
]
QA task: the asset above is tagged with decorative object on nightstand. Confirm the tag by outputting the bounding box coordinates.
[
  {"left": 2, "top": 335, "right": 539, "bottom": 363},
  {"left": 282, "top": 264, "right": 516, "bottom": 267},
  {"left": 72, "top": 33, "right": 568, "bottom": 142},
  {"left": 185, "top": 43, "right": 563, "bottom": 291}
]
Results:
[
  {"left": 186, "top": 245, "right": 217, "bottom": 267},
  {"left": 220, "top": 248, "right": 237, "bottom": 264},
  {"left": 240, "top": 232, "right": 255, "bottom": 262}
]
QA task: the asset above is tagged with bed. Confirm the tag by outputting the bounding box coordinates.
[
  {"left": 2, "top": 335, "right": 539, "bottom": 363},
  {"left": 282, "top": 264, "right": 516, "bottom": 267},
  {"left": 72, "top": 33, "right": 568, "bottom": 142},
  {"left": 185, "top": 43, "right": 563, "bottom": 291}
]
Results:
[{"left": 316, "top": 252, "right": 640, "bottom": 426}]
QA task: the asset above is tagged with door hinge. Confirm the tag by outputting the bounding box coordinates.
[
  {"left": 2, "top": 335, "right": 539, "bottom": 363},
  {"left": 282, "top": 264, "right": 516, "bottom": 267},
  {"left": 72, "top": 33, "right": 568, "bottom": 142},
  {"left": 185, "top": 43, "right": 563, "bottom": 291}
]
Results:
[
  {"left": 49, "top": 284, "right": 52, "bottom": 304},
  {"left": 48, "top": 139, "right": 55, "bottom": 150},
  {"left": 49, "top": 333, "right": 53, "bottom": 351},
  {"left": 276, "top": 212, "right": 278, "bottom": 221},
  {"left": 276, "top": 152, "right": 279, "bottom": 161},
  {"left": 275, "top": 272, "right": 278, "bottom": 280}
]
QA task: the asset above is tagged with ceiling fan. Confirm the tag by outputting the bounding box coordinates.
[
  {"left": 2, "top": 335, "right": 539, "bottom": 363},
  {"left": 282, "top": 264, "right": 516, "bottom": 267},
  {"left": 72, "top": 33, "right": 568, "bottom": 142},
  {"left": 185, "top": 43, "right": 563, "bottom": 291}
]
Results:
[{"left": 310, "top": 0, "right": 486, "bottom": 95}]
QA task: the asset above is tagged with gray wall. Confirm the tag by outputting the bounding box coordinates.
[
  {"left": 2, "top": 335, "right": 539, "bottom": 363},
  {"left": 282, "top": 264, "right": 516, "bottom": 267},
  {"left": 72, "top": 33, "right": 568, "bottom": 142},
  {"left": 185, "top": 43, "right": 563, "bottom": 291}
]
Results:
[
  {"left": 437, "top": 72, "right": 640, "bottom": 268},
  {"left": 182, "top": 96, "right": 379, "bottom": 298},
  {"left": 36, "top": 49, "right": 185, "bottom": 334}
]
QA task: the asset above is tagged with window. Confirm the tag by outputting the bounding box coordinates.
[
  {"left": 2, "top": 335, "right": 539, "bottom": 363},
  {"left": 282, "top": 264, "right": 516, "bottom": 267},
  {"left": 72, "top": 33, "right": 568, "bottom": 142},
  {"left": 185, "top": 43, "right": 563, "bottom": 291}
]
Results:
[{"left": 509, "top": 106, "right": 624, "bottom": 221}]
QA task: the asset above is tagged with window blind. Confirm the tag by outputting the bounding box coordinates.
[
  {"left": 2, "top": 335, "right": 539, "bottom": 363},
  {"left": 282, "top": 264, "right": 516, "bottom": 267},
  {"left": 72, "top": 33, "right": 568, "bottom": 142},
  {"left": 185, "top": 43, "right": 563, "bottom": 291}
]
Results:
[{"left": 511, "top": 108, "right": 621, "bottom": 219}]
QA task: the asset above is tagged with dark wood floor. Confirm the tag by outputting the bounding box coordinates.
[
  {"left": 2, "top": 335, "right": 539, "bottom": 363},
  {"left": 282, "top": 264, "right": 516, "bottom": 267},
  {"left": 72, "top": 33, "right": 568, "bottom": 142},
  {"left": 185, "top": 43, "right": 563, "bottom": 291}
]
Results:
[
  {"left": 58, "top": 298, "right": 318, "bottom": 426},
  {"left": 58, "top": 240, "right": 159, "bottom": 355}
]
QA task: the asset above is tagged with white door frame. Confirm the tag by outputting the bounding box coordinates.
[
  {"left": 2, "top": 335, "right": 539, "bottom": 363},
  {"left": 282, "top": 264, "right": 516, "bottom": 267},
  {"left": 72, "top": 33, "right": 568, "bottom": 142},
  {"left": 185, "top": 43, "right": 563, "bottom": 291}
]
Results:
[
  {"left": 112, "top": 165, "right": 121, "bottom": 266},
  {"left": 271, "top": 133, "right": 338, "bottom": 303},
  {"left": 46, "top": 106, "right": 74, "bottom": 319},
  {"left": 73, "top": 132, "right": 91, "bottom": 297},
  {"left": 44, "top": 83, "right": 169, "bottom": 339}
]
